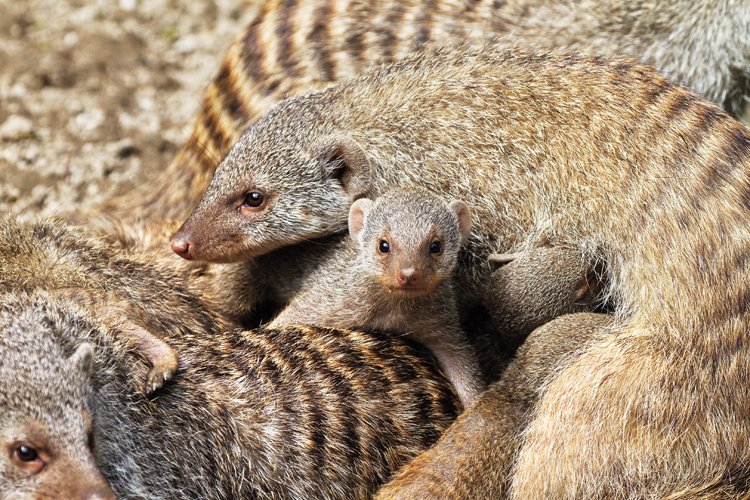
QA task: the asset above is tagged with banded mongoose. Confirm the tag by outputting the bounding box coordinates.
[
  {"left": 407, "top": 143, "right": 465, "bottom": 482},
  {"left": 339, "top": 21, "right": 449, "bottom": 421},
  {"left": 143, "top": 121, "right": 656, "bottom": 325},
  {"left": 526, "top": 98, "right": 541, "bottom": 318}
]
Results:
[
  {"left": 483, "top": 247, "right": 602, "bottom": 350},
  {"left": 376, "top": 312, "right": 614, "bottom": 499},
  {"left": 0, "top": 332, "right": 115, "bottom": 500},
  {"left": 0, "top": 217, "right": 222, "bottom": 395},
  {"left": 270, "top": 189, "right": 482, "bottom": 407},
  {"left": 95, "top": 0, "right": 749, "bottom": 223},
  {"left": 0, "top": 217, "right": 459, "bottom": 498},
  {"left": 175, "top": 46, "right": 750, "bottom": 494}
]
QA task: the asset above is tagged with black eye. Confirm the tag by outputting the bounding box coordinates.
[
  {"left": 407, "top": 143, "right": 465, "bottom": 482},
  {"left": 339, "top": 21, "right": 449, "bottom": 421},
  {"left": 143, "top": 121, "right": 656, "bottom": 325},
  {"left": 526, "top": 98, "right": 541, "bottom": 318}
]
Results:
[
  {"left": 429, "top": 240, "right": 442, "bottom": 254},
  {"left": 241, "top": 191, "right": 265, "bottom": 208},
  {"left": 15, "top": 445, "right": 39, "bottom": 462},
  {"left": 378, "top": 240, "right": 390, "bottom": 253}
]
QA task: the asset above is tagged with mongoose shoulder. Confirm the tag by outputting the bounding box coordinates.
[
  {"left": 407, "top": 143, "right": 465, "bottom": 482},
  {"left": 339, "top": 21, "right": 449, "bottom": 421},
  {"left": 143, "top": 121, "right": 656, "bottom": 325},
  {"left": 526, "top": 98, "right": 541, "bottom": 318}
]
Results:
[
  {"left": 175, "top": 46, "right": 750, "bottom": 494},
  {"left": 270, "top": 189, "right": 482, "bottom": 407}
]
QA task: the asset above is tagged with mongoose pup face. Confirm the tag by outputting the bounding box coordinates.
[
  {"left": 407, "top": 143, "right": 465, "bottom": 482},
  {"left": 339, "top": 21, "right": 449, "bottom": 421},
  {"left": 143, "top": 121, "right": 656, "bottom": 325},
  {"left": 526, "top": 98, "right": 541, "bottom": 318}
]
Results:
[
  {"left": 0, "top": 309, "right": 114, "bottom": 499},
  {"left": 171, "top": 116, "right": 372, "bottom": 262},
  {"left": 349, "top": 190, "right": 471, "bottom": 297}
]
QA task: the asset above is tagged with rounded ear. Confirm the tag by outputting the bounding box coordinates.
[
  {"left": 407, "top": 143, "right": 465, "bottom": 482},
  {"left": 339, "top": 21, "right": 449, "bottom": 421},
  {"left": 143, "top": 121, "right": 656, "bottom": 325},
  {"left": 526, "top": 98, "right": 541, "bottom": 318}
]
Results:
[
  {"left": 69, "top": 342, "right": 94, "bottom": 375},
  {"left": 448, "top": 200, "right": 472, "bottom": 245},
  {"left": 348, "top": 198, "right": 374, "bottom": 242},
  {"left": 312, "top": 135, "right": 372, "bottom": 198}
]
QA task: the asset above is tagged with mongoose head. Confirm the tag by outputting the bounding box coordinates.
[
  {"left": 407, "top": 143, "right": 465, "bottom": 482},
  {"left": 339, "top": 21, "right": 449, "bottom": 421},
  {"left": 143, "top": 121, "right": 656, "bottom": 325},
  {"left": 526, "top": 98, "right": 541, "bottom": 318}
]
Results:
[
  {"left": 0, "top": 297, "right": 115, "bottom": 500},
  {"left": 171, "top": 100, "right": 372, "bottom": 262},
  {"left": 348, "top": 189, "right": 471, "bottom": 297}
]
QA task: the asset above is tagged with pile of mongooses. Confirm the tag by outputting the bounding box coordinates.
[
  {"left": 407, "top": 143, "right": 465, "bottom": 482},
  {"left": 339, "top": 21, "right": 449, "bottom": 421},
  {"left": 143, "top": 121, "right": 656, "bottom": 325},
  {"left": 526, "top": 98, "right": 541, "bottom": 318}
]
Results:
[
  {"left": 174, "top": 44, "right": 750, "bottom": 495},
  {"left": 94, "top": 0, "right": 749, "bottom": 224},
  {"left": 0, "top": 214, "right": 608, "bottom": 497},
  {"left": 11, "top": 0, "right": 750, "bottom": 495}
]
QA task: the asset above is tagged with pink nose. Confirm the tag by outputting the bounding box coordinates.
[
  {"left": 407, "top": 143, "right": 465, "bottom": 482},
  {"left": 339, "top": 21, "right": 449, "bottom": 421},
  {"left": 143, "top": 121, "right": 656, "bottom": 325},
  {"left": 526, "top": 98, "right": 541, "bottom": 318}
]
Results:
[
  {"left": 397, "top": 268, "right": 422, "bottom": 286},
  {"left": 171, "top": 237, "right": 194, "bottom": 260}
]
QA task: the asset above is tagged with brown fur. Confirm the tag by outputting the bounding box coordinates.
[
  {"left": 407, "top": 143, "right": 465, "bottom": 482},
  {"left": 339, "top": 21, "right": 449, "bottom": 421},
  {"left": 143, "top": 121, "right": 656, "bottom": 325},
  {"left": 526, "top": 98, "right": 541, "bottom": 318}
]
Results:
[
  {"left": 0, "top": 216, "right": 227, "bottom": 395},
  {"left": 0, "top": 217, "right": 460, "bottom": 498},
  {"left": 176, "top": 46, "right": 750, "bottom": 495},
  {"left": 270, "top": 189, "right": 482, "bottom": 407},
  {"left": 484, "top": 246, "right": 602, "bottom": 350},
  {"left": 89, "top": 0, "right": 748, "bottom": 225},
  {"left": 376, "top": 312, "right": 613, "bottom": 498}
]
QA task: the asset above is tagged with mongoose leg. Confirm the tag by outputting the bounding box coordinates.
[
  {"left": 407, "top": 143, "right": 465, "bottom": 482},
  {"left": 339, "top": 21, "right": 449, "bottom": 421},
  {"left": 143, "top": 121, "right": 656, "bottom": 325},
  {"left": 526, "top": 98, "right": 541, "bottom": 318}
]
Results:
[{"left": 377, "top": 313, "right": 612, "bottom": 498}]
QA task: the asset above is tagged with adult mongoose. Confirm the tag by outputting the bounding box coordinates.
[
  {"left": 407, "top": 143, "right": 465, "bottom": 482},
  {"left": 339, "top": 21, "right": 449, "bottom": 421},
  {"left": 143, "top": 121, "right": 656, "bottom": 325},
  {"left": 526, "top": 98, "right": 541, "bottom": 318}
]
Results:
[
  {"left": 0, "top": 217, "right": 459, "bottom": 498},
  {"left": 0, "top": 332, "right": 115, "bottom": 500},
  {"left": 99, "top": 0, "right": 749, "bottom": 223},
  {"left": 270, "top": 189, "right": 482, "bottom": 407},
  {"left": 174, "top": 46, "right": 750, "bottom": 495}
]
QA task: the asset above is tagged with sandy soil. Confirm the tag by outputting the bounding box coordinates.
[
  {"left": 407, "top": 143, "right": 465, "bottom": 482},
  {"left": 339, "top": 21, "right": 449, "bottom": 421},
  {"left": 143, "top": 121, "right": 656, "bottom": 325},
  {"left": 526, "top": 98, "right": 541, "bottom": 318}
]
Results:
[{"left": 0, "top": 0, "right": 258, "bottom": 218}]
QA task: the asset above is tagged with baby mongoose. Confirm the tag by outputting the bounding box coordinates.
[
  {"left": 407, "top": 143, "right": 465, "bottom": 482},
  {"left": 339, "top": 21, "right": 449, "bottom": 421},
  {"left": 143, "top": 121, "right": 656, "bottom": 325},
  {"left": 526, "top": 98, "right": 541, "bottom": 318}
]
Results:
[
  {"left": 174, "top": 46, "right": 750, "bottom": 495},
  {"left": 0, "top": 217, "right": 459, "bottom": 498},
  {"left": 271, "top": 189, "right": 481, "bottom": 407},
  {"left": 483, "top": 247, "right": 602, "bottom": 349}
]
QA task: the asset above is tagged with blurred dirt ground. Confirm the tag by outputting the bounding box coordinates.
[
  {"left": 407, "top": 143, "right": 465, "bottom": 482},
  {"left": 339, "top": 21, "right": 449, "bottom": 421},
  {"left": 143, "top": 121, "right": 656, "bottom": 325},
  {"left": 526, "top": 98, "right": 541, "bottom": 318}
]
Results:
[{"left": 0, "top": 0, "right": 258, "bottom": 218}]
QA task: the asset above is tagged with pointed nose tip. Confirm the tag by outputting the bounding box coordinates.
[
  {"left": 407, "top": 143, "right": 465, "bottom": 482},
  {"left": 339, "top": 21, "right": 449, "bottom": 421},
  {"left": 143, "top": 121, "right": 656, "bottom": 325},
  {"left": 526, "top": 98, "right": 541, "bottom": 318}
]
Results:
[
  {"left": 397, "top": 268, "right": 422, "bottom": 286},
  {"left": 171, "top": 236, "right": 193, "bottom": 260}
]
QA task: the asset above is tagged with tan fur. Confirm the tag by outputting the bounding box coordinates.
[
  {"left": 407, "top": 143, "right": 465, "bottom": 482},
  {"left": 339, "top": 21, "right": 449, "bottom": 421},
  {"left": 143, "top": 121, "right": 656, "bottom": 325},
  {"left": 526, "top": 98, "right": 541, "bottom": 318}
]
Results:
[
  {"left": 269, "top": 189, "right": 482, "bottom": 407},
  {"left": 484, "top": 246, "right": 602, "bottom": 350},
  {"left": 0, "top": 217, "right": 460, "bottom": 497},
  {"left": 89, "top": 0, "right": 748, "bottom": 225},
  {"left": 377, "top": 313, "right": 613, "bottom": 498},
  {"left": 178, "top": 46, "right": 750, "bottom": 495}
]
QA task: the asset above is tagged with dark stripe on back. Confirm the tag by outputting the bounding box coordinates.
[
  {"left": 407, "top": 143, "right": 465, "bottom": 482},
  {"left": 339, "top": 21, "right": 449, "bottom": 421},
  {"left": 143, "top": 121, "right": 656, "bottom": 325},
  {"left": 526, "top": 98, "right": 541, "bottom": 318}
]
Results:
[
  {"left": 308, "top": 0, "right": 336, "bottom": 81},
  {"left": 377, "top": 2, "right": 407, "bottom": 62},
  {"left": 275, "top": 0, "right": 300, "bottom": 78},
  {"left": 463, "top": 0, "right": 483, "bottom": 13},
  {"left": 199, "top": 98, "right": 230, "bottom": 155},
  {"left": 242, "top": 23, "right": 270, "bottom": 93},
  {"left": 344, "top": 1, "right": 369, "bottom": 66},
  {"left": 214, "top": 62, "right": 246, "bottom": 122},
  {"left": 414, "top": 0, "right": 437, "bottom": 48}
]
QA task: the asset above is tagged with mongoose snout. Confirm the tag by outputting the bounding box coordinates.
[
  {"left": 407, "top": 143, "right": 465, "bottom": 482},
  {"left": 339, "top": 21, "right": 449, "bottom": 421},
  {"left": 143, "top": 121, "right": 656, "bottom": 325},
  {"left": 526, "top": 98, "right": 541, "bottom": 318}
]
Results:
[
  {"left": 170, "top": 234, "right": 193, "bottom": 260},
  {"left": 396, "top": 267, "right": 422, "bottom": 287}
]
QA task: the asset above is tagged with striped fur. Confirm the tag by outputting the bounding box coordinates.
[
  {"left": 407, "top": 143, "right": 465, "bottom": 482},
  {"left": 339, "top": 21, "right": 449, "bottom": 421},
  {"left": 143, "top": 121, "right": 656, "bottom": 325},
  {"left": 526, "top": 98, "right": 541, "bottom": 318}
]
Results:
[
  {"left": 180, "top": 46, "right": 750, "bottom": 495},
  {"left": 0, "top": 217, "right": 458, "bottom": 498},
  {"left": 98, "top": 0, "right": 749, "bottom": 223}
]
